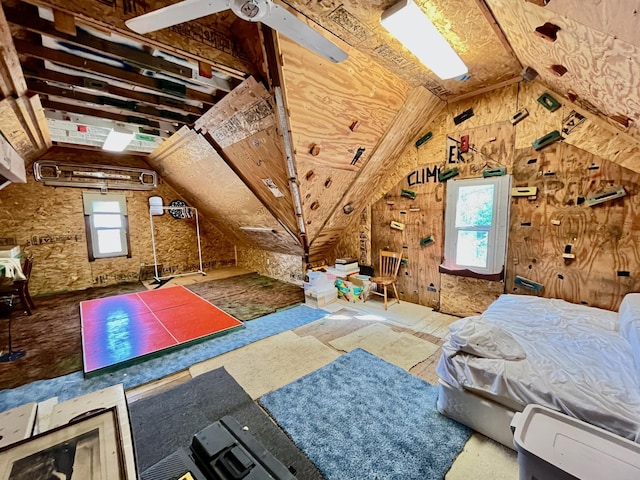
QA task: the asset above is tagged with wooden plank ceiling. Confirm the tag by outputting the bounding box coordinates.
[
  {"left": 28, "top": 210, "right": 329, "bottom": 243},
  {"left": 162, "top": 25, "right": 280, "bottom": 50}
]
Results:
[{"left": 1, "top": 0, "right": 638, "bottom": 260}]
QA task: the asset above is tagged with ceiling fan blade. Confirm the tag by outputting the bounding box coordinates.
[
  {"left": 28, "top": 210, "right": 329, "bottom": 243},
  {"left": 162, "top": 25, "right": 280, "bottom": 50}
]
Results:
[
  {"left": 125, "top": 0, "right": 231, "bottom": 34},
  {"left": 261, "top": 4, "right": 347, "bottom": 63}
]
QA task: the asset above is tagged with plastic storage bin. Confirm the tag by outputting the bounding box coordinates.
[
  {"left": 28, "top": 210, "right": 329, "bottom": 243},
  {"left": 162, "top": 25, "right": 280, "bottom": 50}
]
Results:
[{"left": 511, "top": 404, "right": 640, "bottom": 480}]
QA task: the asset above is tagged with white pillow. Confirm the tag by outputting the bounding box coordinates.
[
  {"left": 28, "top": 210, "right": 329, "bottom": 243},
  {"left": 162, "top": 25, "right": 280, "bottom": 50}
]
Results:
[
  {"left": 449, "top": 316, "right": 526, "bottom": 360},
  {"left": 618, "top": 293, "right": 640, "bottom": 373}
]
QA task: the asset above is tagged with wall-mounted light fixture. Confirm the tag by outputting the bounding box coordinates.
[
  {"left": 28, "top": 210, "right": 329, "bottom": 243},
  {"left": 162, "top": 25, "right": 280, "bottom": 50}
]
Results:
[
  {"left": 103, "top": 127, "right": 134, "bottom": 152},
  {"left": 380, "top": 0, "right": 467, "bottom": 80}
]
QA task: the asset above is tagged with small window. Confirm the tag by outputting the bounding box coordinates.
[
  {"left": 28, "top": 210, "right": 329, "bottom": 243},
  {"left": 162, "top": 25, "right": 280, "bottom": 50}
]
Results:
[
  {"left": 83, "top": 192, "right": 130, "bottom": 260},
  {"left": 443, "top": 175, "right": 511, "bottom": 276}
]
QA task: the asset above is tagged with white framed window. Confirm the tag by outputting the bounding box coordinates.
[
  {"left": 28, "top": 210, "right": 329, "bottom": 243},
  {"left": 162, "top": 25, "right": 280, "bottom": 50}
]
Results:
[
  {"left": 83, "top": 192, "right": 129, "bottom": 260},
  {"left": 443, "top": 175, "right": 511, "bottom": 276}
]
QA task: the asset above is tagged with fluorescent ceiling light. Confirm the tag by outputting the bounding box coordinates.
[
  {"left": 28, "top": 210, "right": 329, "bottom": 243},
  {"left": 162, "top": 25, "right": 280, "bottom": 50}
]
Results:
[
  {"left": 239, "top": 227, "right": 276, "bottom": 232},
  {"left": 381, "top": 0, "right": 467, "bottom": 80},
  {"left": 102, "top": 127, "right": 134, "bottom": 152}
]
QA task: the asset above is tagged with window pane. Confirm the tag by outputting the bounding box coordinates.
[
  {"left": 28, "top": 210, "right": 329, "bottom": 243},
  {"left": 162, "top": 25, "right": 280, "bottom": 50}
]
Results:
[
  {"left": 96, "top": 229, "right": 123, "bottom": 254},
  {"left": 457, "top": 230, "right": 488, "bottom": 268},
  {"left": 93, "top": 213, "right": 122, "bottom": 228},
  {"left": 455, "top": 185, "right": 494, "bottom": 227},
  {"left": 93, "top": 201, "right": 121, "bottom": 213}
]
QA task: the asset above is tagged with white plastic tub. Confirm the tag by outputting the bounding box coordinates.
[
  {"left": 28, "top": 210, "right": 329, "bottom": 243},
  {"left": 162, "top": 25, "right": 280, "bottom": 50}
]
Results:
[{"left": 511, "top": 404, "right": 640, "bottom": 480}]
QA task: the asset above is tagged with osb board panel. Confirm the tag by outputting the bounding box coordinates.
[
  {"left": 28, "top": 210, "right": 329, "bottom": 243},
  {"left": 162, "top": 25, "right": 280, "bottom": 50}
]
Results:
[
  {"left": 514, "top": 81, "right": 640, "bottom": 172},
  {"left": 279, "top": 35, "right": 412, "bottom": 242},
  {"left": 485, "top": 0, "right": 640, "bottom": 142},
  {"left": 506, "top": 142, "right": 640, "bottom": 311},
  {"left": 281, "top": 0, "right": 521, "bottom": 97},
  {"left": 0, "top": 174, "right": 235, "bottom": 295},
  {"left": 23, "top": 0, "right": 254, "bottom": 77},
  {"left": 236, "top": 246, "right": 304, "bottom": 285},
  {"left": 439, "top": 274, "right": 504, "bottom": 317},
  {"left": 148, "top": 127, "right": 302, "bottom": 255}
]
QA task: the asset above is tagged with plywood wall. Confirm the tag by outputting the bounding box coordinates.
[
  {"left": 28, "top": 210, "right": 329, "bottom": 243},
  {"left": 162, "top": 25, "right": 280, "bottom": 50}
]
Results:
[
  {"left": 277, "top": 35, "right": 414, "bottom": 250},
  {"left": 336, "top": 81, "right": 640, "bottom": 315},
  {"left": 195, "top": 77, "right": 299, "bottom": 239},
  {"left": 0, "top": 151, "right": 235, "bottom": 295},
  {"left": 147, "top": 127, "right": 302, "bottom": 256},
  {"left": 485, "top": 0, "right": 640, "bottom": 145},
  {"left": 371, "top": 121, "right": 513, "bottom": 311},
  {"left": 507, "top": 142, "right": 640, "bottom": 311}
]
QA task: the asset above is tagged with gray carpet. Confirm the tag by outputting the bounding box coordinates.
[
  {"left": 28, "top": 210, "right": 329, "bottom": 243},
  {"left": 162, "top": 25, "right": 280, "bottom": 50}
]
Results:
[{"left": 129, "top": 367, "right": 324, "bottom": 479}]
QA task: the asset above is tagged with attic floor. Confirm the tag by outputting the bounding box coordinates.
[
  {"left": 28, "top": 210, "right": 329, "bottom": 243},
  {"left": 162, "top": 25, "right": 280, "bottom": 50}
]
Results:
[{"left": 126, "top": 295, "right": 519, "bottom": 479}]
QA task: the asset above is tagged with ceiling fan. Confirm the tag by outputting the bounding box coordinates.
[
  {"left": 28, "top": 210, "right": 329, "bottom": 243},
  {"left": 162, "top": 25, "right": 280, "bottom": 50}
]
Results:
[{"left": 125, "top": 0, "right": 348, "bottom": 63}]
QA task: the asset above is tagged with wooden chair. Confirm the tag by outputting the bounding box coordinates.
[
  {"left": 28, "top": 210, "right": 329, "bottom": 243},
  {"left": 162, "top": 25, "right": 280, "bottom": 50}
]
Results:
[
  {"left": 367, "top": 250, "right": 402, "bottom": 310},
  {"left": 0, "top": 255, "right": 35, "bottom": 316}
]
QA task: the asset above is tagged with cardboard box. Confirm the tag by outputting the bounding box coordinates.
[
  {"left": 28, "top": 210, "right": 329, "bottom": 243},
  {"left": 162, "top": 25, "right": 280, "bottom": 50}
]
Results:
[{"left": 304, "top": 290, "right": 337, "bottom": 308}]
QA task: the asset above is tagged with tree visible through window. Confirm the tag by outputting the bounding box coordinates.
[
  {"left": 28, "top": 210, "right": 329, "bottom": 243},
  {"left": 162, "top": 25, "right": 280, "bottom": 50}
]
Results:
[
  {"left": 443, "top": 176, "right": 510, "bottom": 276},
  {"left": 83, "top": 193, "right": 130, "bottom": 260}
]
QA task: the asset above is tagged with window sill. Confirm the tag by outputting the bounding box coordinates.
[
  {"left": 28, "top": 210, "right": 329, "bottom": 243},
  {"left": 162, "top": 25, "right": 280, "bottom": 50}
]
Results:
[{"left": 439, "top": 265, "right": 504, "bottom": 282}]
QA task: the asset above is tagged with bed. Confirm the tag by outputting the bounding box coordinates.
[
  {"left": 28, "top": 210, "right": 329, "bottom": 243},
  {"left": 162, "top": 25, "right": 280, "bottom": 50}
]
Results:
[{"left": 435, "top": 293, "right": 640, "bottom": 449}]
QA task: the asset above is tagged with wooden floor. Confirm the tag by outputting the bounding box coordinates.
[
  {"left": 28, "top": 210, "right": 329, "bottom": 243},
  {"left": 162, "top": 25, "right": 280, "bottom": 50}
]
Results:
[
  {"left": 0, "top": 267, "right": 255, "bottom": 389},
  {"left": 126, "top": 298, "right": 460, "bottom": 403}
]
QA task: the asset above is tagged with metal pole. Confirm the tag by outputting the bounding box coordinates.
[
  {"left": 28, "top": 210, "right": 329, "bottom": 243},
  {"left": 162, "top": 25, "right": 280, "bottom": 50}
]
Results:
[
  {"left": 195, "top": 207, "right": 204, "bottom": 275},
  {"left": 149, "top": 207, "right": 160, "bottom": 281}
]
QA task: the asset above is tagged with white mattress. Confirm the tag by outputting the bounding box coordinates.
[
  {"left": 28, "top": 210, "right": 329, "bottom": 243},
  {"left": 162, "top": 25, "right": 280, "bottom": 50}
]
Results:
[{"left": 436, "top": 294, "right": 640, "bottom": 441}]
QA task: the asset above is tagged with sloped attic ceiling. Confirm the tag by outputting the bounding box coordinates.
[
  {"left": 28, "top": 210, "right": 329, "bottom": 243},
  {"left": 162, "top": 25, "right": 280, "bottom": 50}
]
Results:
[{"left": 1, "top": 0, "right": 639, "bottom": 262}]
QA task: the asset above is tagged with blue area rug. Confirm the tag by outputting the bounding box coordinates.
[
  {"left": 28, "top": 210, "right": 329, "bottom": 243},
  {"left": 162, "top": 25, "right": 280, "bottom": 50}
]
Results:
[
  {"left": 260, "top": 349, "right": 471, "bottom": 480},
  {"left": 0, "top": 305, "right": 328, "bottom": 411}
]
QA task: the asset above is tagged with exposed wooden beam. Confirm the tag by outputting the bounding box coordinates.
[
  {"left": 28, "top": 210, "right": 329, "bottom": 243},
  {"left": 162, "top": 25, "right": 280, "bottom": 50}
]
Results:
[
  {"left": 41, "top": 98, "right": 170, "bottom": 131},
  {"left": 52, "top": 8, "right": 76, "bottom": 36},
  {"left": 472, "top": 0, "right": 523, "bottom": 69},
  {"left": 22, "top": 63, "right": 205, "bottom": 116},
  {"left": 14, "top": 38, "right": 217, "bottom": 106},
  {"left": 446, "top": 76, "right": 521, "bottom": 103},
  {"left": 0, "top": 4, "right": 27, "bottom": 97},
  {"left": 19, "top": 0, "right": 252, "bottom": 80},
  {"left": 27, "top": 79, "right": 197, "bottom": 125},
  {"left": 5, "top": 4, "right": 194, "bottom": 80},
  {"left": 47, "top": 141, "right": 148, "bottom": 155}
]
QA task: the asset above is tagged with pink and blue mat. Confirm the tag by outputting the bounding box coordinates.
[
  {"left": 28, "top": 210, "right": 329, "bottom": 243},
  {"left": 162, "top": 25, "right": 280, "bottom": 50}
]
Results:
[
  {"left": 0, "top": 304, "right": 328, "bottom": 411},
  {"left": 80, "top": 286, "right": 244, "bottom": 374}
]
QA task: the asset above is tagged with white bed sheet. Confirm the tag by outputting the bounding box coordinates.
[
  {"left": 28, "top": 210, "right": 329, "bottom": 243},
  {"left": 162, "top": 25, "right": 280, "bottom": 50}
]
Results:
[{"left": 436, "top": 294, "right": 640, "bottom": 441}]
